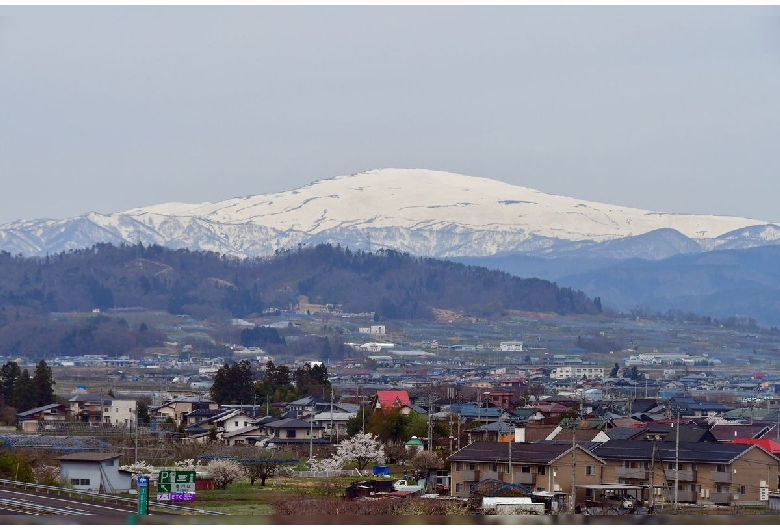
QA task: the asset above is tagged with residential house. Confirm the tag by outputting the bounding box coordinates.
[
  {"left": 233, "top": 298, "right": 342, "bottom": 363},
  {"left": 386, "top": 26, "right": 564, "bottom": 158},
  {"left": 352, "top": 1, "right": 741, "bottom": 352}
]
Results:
[
  {"left": 373, "top": 390, "right": 413, "bottom": 415},
  {"left": 447, "top": 441, "right": 606, "bottom": 504},
  {"left": 154, "top": 397, "right": 218, "bottom": 425},
  {"left": 592, "top": 440, "right": 780, "bottom": 507},
  {"left": 66, "top": 393, "right": 137, "bottom": 428},
  {"left": 222, "top": 417, "right": 327, "bottom": 447},
  {"left": 17, "top": 404, "right": 69, "bottom": 433}
]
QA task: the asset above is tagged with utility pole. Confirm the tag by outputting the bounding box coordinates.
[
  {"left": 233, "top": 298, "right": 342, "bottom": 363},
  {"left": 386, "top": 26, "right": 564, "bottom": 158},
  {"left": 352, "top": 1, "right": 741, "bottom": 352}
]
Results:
[
  {"left": 649, "top": 436, "right": 657, "bottom": 511},
  {"left": 674, "top": 407, "right": 680, "bottom": 512},
  {"left": 309, "top": 402, "right": 314, "bottom": 464},
  {"left": 570, "top": 425, "right": 576, "bottom": 514},
  {"left": 508, "top": 429, "right": 513, "bottom": 485},
  {"left": 330, "top": 388, "right": 334, "bottom": 443},
  {"left": 134, "top": 407, "right": 139, "bottom": 463},
  {"left": 427, "top": 391, "right": 434, "bottom": 452}
]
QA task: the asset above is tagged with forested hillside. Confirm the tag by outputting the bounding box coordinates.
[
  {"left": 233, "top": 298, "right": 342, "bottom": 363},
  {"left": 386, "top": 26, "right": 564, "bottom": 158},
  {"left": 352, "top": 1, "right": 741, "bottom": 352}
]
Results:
[{"left": 0, "top": 243, "right": 601, "bottom": 323}]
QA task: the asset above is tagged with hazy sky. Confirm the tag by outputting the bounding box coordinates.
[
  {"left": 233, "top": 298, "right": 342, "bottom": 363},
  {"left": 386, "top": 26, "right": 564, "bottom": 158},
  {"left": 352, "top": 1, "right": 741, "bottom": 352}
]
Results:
[{"left": 1, "top": 6, "right": 779, "bottom": 225}]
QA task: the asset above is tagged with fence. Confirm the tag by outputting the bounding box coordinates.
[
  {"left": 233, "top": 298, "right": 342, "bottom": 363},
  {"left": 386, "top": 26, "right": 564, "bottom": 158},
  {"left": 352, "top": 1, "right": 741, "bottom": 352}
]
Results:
[{"left": 296, "top": 469, "right": 362, "bottom": 478}]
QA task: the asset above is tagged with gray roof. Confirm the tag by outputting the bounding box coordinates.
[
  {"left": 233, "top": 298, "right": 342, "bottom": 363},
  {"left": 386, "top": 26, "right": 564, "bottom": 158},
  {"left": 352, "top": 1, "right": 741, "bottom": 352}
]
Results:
[
  {"left": 592, "top": 440, "right": 780, "bottom": 464},
  {"left": 58, "top": 452, "right": 122, "bottom": 462},
  {"left": 447, "top": 441, "right": 605, "bottom": 465},
  {"left": 16, "top": 403, "right": 66, "bottom": 418},
  {"left": 266, "top": 418, "right": 325, "bottom": 429}
]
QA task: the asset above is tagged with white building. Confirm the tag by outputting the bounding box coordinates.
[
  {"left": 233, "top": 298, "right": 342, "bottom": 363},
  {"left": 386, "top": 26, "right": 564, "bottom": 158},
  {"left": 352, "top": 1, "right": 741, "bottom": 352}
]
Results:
[
  {"left": 358, "top": 325, "right": 386, "bottom": 335},
  {"left": 58, "top": 452, "right": 132, "bottom": 493},
  {"left": 499, "top": 341, "right": 524, "bottom": 352},
  {"left": 549, "top": 366, "right": 605, "bottom": 380}
]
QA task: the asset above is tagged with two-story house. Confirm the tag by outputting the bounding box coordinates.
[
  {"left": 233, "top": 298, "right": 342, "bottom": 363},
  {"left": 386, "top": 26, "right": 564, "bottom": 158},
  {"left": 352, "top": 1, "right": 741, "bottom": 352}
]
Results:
[
  {"left": 154, "top": 396, "right": 218, "bottom": 426},
  {"left": 66, "top": 393, "right": 137, "bottom": 428},
  {"left": 447, "top": 441, "right": 606, "bottom": 504},
  {"left": 592, "top": 439, "right": 780, "bottom": 507}
]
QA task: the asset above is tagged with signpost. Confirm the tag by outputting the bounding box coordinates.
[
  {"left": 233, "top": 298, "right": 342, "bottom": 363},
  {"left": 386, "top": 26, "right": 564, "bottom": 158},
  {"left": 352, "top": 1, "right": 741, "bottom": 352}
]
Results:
[
  {"left": 157, "top": 470, "right": 196, "bottom": 502},
  {"left": 137, "top": 475, "right": 149, "bottom": 515}
]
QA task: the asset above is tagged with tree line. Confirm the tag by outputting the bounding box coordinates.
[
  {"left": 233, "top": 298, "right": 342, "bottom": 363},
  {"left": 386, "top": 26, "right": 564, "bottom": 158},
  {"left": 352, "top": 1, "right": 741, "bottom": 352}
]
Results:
[
  {"left": 209, "top": 360, "right": 333, "bottom": 406},
  {"left": 0, "top": 360, "right": 55, "bottom": 413},
  {"left": 0, "top": 242, "right": 601, "bottom": 327}
]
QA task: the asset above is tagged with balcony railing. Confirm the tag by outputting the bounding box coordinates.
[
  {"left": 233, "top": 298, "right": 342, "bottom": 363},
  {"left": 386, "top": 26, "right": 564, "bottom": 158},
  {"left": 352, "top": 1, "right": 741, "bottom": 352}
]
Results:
[
  {"left": 515, "top": 471, "right": 535, "bottom": 484},
  {"left": 459, "top": 470, "right": 480, "bottom": 482},
  {"left": 663, "top": 490, "right": 696, "bottom": 503},
  {"left": 664, "top": 469, "right": 696, "bottom": 482},
  {"left": 617, "top": 467, "right": 648, "bottom": 480},
  {"left": 711, "top": 471, "right": 732, "bottom": 483},
  {"left": 709, "top": 492, "right": 731, "bottom": 505}
]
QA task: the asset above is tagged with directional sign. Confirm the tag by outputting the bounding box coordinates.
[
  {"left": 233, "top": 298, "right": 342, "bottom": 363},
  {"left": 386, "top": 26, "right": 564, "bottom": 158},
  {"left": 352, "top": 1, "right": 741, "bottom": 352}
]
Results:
[
  {"left": 157, "top": 492, "right": 195, "bottom": 502},
  {"left": 157, "top": 470, "right": 196, "bottom": 494}
]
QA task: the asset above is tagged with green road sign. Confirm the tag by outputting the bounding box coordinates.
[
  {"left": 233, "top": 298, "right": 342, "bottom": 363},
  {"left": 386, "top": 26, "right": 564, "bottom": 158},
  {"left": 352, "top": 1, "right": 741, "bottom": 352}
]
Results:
[{"left": 157, "top": 470, "right": 196, "bottom": 493}]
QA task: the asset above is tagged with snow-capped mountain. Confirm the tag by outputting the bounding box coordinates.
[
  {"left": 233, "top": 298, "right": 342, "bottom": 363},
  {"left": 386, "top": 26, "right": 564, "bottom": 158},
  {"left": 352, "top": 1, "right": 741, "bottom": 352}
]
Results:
[{"left": 1, "top": 168, "right": 777, "bottom": 259}]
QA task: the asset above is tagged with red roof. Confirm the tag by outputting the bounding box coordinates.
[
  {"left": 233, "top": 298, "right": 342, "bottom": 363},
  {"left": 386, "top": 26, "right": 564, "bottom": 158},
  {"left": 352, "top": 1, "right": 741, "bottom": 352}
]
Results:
[
  {"left": 375, "top": 390, "right": 411, "bottom": 409},
  {"left": 730, "top": 438, "right": 780, "bottom": 454}
]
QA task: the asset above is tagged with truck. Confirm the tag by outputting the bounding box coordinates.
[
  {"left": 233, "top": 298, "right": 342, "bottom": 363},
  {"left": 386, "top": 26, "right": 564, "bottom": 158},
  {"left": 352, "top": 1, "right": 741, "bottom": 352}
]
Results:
[{"left": 393, "top": 479, "right": 423, "bottom": 493}]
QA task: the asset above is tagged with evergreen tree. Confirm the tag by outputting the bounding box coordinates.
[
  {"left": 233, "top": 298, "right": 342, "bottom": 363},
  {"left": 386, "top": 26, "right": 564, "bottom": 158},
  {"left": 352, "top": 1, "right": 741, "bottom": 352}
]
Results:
[
  {"left": 210, "top": 360, "right": 255, "bottom": 405},
  {"left": 0, "top": 361, "right": 21, "bottom": 405},
  {"left": 33, "top": 360, "right": 55, "bottom": 406},
  {"left": 12, "top": 369, "right": 36, "bottom": 412},
  {"left": 137, "top": 401, "right": 150, "bottom": 425}
]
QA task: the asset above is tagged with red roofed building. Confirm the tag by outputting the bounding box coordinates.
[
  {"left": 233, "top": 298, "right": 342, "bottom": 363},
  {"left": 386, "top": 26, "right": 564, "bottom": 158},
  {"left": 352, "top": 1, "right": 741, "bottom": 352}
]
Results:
[
  {"left": 374, "top": 390, "right": 413, "bottom": 415},
  {"left": 731, "top": 438, "right": 780, "bottom": 454}
]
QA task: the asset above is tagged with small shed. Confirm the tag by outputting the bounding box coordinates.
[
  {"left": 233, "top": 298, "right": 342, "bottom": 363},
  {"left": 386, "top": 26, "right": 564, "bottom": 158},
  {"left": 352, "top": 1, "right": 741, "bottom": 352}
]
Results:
[
  {"left": 404, "top": 436, "right": 424, "bottom": 453},
  {"left": 57, "top": 452, "right": 132, "bottom": 493}
]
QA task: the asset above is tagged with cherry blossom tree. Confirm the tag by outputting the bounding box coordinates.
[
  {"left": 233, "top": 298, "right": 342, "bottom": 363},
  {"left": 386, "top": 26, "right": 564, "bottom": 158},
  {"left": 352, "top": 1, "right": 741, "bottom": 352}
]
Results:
[
  {"left": 207, "top": 459, "right": 245, "bottom": 489},
  {"left": 332, "top": 432, "right": 386, "bottom": 472}
]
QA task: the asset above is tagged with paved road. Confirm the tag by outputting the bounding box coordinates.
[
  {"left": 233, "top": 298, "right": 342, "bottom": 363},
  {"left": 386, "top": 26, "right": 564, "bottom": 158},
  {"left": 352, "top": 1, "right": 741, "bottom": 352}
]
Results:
[{"left": 0, "top": 487, "right": 161, "bottom": 517}]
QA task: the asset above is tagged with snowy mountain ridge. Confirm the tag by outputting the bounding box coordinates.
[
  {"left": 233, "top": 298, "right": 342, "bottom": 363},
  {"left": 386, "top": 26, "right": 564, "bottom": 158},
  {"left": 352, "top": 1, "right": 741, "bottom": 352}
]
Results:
[{"left": 1, "top": 168, "right": 777, "bottom": 259}]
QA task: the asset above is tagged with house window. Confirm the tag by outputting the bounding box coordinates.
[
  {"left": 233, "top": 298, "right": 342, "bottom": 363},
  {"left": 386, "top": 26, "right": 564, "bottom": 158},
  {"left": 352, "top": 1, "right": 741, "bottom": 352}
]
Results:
[
  {"left": 456, "top": 483, "right": 463, "bottom": 493},
  {"left": 105, "top": 459, "right": 114, "bottom": 467},
  {"left": 104, "top": 408, "right": 109, "bottom": 413},
  {"left": 490, "top": 463, "right": 497, "bottom": 472},
  {"left": 70, "top": 478, "right": 90, "bottom": 486},
  {"left": 739, "top": 485, "right": 746, "bottom": 495},
  {"left": 521, "top": 466, "right": 531, "bottom": 474},
  {"left": 468, "top": 463, "right": 477, "bottom": 471},
  {"left": 585, "top": 465, "right": 595, "bottom": 476},
  {"left": 716, "top": 464, "right": 726, "bottom": 473},
  {"left": 456, "top": 462, "right": 462, "bottom": 471},
  {"left": 244, "top": 421, "right": 248, "bottom": 427},
  {"left": 537, "top": 466, "right": 546, "bottom": 476},
  {"left": 286, "top": 430, "right": 296, "bottom": 438},
  {"left": 235, "top": 421, "right": 239, "bottom": 427}
]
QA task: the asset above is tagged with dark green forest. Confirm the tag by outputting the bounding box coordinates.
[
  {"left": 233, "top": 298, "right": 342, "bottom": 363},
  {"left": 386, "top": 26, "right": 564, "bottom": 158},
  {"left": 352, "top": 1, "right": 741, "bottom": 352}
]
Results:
[{"left": 0, "top": 243, "right": 601, "bottom": 359}]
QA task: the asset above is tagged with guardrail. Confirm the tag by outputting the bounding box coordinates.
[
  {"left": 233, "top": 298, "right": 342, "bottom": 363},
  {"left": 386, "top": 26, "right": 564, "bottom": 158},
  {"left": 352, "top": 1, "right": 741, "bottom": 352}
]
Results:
[{"left": 0, "top": 478, "right": 225, "bottom": 515}]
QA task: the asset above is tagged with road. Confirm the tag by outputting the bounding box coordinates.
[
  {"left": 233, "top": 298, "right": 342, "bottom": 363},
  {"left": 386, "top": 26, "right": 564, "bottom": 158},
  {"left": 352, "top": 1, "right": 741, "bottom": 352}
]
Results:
[{"left": 0, "top": 487, "right": 161, "bottom": 517}]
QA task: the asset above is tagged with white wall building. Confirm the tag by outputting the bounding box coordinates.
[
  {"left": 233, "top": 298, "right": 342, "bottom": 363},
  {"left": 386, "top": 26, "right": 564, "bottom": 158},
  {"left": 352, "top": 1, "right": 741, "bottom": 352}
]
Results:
[
  {"left": 550, "top": 366, "right": 605, "bottom": 380},
  {"left": 58, "top": 452, "right": 132, "bottom": 493},
  {"left": 499, "top": 341, "right": 524, "bottom": 352}
]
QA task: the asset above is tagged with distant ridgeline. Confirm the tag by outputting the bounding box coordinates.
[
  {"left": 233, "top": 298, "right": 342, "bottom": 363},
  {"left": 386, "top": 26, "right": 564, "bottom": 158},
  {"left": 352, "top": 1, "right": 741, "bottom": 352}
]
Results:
[{"left": 0, "top": 243, "right": 601, "bottom": 322}]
